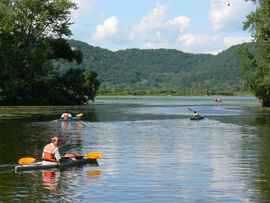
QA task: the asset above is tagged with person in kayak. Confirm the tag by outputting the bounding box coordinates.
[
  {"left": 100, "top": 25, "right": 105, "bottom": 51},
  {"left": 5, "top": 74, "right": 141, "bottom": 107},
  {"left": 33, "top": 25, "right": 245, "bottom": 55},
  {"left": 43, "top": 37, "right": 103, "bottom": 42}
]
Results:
[
  {"left": 193, "top": 111, "right": 199, "bottom": 117},
  {"left": 61, "top": 111, "right": 72, "bottom": 119},
  {"left": 42, "top": 137, "right": 62, "bottom": 163}
]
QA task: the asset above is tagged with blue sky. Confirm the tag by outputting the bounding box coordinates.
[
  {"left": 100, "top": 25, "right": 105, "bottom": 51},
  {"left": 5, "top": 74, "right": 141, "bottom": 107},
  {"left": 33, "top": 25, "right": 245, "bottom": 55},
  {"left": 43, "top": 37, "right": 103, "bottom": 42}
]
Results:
[{"left": 70, "top": 0, "right": 256, "bottom": 55}]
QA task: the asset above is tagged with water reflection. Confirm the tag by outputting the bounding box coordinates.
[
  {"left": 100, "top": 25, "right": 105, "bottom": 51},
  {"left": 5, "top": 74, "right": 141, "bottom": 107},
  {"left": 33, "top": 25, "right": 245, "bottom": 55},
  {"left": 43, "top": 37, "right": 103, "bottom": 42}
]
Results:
[
  {"left": 60, "top": 121, "right": 84, "bottom": 147},
  {"left": 42, "top": 169, "right": 61, "bottom": 192},
  {"left": 4, "top": 98, "right": 270, "bottom": 202},
  {"left": 17, "top": 167, "right": 102, "bottom": 201},
  {"left": 41, "top": 168, "right": 102, "bottom": 191}
]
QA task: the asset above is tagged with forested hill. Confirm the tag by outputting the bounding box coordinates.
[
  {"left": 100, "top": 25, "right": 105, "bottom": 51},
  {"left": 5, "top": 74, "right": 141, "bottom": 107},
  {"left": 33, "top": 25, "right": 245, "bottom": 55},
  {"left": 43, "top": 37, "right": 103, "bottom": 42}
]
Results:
[{"left": 54, "top": 40, "right": 255, "bottom": 95}]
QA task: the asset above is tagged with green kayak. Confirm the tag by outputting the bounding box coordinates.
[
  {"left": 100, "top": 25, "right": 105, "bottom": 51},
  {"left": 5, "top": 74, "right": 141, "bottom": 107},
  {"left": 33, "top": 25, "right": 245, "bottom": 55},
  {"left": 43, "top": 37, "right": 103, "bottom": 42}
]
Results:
[
  {"left": 56, "top": 117, "right": 81, "bottom": 122},
  {"left": 189, "top": 115, "right": 206, "bottom": 120}
]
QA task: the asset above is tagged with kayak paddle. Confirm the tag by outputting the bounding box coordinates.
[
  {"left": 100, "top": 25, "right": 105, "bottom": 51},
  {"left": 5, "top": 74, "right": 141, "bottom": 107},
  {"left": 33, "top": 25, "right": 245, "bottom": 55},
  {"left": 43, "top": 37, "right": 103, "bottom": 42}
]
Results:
[
  {"left": 18, "top": 157, "right": 37, "bottom": 165},
  {"left": 85, "top": 152, "right": 102, "bottom": 159},
  {"left": 18, "top": 152, "right": 102, "bottom": 165}
]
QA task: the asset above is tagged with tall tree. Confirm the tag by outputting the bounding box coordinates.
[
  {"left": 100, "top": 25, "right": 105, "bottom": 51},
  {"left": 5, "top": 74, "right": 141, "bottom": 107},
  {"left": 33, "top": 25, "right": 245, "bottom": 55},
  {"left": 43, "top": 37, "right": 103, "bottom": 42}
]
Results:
[
  {"left": 0, "top": 0, "right": 92, "bottom": 105},
  {"left": 236, "top": 0, "right": 270, "bottom": 106},
  {"left": 60, "top": 68, "right": 100, "bottom": 103}
]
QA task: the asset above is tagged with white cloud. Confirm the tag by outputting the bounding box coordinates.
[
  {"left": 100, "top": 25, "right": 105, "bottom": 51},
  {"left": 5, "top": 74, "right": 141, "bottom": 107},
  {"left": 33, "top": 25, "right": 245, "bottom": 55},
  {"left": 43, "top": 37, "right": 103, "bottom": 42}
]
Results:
[
  {"left": 131, "top": 3, "right": 191, "bottom": 44},
  {"left": 177, "top": 33, "right": 225, "bottom": 53},
  {"left": 92, "top": 16, "right": 121, "bottom": 43},
  {"left": 202, "top": 49, "right": 224, "bottom": 55},
  {"left": 167, "top": 16, "right": 191, "bottom": 33},
  {"left": 141, "top": 42, "right": 171, "bottom": 50},
  {"left": 133, "top": 3, "right": 169, "bottom": 30},
  {"left": 132, "top": 3, "right": 169, "bottom": 40},
  {"left": 224, "top": 36, "right": 253, "bottom": 47},
  {"left": 209, "top": 0, "right": 255, "bottom": 31}
]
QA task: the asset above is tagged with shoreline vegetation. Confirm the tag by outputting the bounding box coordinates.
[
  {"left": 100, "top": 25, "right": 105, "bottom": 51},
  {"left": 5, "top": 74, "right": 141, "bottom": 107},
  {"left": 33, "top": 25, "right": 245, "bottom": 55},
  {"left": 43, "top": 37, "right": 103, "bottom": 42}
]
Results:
[
  {"left": 96, "top": 89, "right": 251, "bottom": 97},
  {"left": 94, "top": 95, "right": 256, "bottom": 101},
  {"left": 94, "top": 89, "right": 254, "bottom": 101}
]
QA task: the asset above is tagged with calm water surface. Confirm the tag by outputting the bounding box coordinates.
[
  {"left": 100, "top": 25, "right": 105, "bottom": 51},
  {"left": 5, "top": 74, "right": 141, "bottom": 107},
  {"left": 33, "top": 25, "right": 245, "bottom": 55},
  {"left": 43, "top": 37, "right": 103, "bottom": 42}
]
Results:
[{"left": 1, "top": 96, "right": 270, "bottom": 202}]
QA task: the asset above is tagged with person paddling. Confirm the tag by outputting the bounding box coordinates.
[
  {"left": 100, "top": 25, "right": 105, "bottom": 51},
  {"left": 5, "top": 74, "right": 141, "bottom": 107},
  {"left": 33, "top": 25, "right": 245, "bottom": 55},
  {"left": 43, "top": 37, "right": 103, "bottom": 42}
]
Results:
[
  {"left": 42, "top": 137, "right": 62, "bottom": 163},
  {"left": 61, "top": 110, "right": 72, "bottom": 119},
  {"left": 193, "top": 111, "right": 199, "bottom": 117}
]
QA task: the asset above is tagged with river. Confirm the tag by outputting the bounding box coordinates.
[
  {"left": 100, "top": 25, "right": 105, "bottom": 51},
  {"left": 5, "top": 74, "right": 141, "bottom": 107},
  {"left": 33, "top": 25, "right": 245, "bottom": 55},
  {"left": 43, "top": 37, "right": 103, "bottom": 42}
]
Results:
[{"left": 1, "top": 96, "right": 270, "bottom": 202}]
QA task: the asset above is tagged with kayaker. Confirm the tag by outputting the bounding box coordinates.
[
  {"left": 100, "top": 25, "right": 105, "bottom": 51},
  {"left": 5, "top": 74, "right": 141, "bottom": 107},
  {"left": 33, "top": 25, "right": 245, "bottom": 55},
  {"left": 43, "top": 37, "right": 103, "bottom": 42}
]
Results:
[
  {"left": 61, "top": 111, "right": 72, "bottom": 119},
  {"left": 42, "top": 137, "right": 62, "bottom": 163},
  {"left": 193, "top": 111, "right": 199, "bottom": 117},
  {"left": 214, "top": 98, "right": 217, "bottom": 102},
  {"left": 218, "top": 97, "right": 221, "bottom": 102}
]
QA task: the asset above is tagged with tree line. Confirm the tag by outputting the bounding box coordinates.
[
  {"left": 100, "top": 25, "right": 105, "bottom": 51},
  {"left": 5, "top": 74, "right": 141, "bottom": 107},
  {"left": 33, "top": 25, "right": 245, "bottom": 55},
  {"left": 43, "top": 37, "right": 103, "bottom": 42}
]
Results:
[
  {"left": 0, "top": 0, "right": 100, "bottom": 105},
  {"left": 56, "top": 40, "right": 256, "bottom": 96}
]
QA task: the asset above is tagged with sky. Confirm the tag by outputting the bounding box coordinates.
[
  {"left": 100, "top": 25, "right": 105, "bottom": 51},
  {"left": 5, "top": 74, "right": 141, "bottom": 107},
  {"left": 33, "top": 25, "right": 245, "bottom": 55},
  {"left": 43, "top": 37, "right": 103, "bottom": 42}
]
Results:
[{"left": 69, "top": 0, "right": 257, "bottom": 55}]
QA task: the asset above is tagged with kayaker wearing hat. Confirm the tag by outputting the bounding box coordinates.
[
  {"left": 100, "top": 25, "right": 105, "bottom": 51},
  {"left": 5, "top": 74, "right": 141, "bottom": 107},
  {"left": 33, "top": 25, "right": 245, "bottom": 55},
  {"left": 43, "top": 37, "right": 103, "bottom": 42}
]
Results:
[
  {"left": 61, "top": 111, "right": 72, "bottom": 119},
  {"left": 193, "top": 111, "right": 199, "bottom": 117},
  {"left": 42, "top": 137, "right": 61, "bottom": 163}
]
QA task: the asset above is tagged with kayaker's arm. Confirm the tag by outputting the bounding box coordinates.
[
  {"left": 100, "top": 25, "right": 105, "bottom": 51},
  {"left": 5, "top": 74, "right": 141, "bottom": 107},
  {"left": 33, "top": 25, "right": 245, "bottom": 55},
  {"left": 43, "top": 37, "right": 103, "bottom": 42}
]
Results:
[{"left": 53, "top": 148, "right": 62, "bottom": 163}]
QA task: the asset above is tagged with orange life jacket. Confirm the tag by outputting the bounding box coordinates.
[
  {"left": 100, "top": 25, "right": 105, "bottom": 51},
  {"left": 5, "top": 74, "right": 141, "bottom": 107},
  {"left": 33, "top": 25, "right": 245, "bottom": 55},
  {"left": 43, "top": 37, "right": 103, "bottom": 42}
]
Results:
[
  {"left": 63, "top": 113, "right": 69, "bottom": 119},
  {"left": 194, "top": 113, "right": 199, "bottom": 117},
  {"left": 218, "top": 99, "right": 221, "bottom": 101},
  {"left": 43, "top": 144, "right": 59, "bottom": 162}
]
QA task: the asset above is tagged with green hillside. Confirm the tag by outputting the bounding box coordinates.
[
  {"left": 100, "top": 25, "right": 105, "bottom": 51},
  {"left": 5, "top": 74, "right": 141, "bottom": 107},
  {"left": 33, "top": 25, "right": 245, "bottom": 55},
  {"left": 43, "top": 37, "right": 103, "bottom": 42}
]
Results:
[{"left": 54, "top": 40, "right": 255, "bottom": 95}]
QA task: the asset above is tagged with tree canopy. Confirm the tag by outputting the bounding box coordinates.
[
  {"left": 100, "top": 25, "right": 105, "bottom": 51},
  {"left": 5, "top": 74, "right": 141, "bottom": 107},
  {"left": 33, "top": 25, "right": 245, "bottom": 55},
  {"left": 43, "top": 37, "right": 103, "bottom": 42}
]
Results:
[
  {"left": 236, "top": 0, "right": 270, "bottom": 106},
  {"left": 0, "top": 0, "right": 99, "bottom": 105}
]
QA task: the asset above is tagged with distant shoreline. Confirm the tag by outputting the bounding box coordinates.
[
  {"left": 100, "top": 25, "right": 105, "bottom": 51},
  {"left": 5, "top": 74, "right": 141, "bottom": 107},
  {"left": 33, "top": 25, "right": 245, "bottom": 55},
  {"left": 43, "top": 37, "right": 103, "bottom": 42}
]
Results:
[{"left": 94, "top": 95, "right": 257, "bottom": 101}]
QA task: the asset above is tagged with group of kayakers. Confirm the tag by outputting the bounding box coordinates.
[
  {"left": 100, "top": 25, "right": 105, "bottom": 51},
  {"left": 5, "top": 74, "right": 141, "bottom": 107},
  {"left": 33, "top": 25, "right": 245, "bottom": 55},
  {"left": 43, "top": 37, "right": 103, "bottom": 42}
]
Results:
[{"left": 214, "top": 97, "right": 221, "bottom": 102}]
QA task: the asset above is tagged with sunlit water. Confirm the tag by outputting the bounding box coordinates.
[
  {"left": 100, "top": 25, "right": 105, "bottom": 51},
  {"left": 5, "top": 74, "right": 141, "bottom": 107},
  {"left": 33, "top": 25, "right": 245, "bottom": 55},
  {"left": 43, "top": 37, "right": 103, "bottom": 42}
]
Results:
[{"left": 1, "top": 97, "right": 270, "bottom": 202}]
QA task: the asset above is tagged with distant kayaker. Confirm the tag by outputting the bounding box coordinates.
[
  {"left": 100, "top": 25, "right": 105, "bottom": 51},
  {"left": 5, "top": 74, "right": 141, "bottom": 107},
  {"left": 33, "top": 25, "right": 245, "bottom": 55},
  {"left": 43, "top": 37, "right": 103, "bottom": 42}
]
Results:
[
  {"left": 42, "top": 137, "right": 62, "bottom": 163},
  {"left": 218, "top": 97, "right": 221, "bottom": 102},
  {"left": 193, "top": 111, "right": 199, "bottom": 117},
  {"left": 214, "top": 98, "right": 217, "bottom": 102},
  {"left": 61, "top": 110, "right": 72, "bottom": 119}
]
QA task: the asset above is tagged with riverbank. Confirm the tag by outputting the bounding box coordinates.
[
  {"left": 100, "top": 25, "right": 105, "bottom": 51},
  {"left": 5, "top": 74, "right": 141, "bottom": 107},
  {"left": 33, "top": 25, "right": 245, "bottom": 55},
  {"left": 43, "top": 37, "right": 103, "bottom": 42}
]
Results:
[{"left": 94, "top": 95, "right": 257, "bottom": 101}]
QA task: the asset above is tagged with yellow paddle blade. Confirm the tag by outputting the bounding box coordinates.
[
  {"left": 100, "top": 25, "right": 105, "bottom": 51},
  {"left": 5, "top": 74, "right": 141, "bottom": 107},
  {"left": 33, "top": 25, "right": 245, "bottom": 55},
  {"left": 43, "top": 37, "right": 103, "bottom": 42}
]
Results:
[
  {"left": 76, "top": 113, "right": 83, "bottom": 117},
  {"left": 85, "top": 152, "right": 102, "bottom": 159},
  {"left": 18, "top": 157, "right": 36, "bottom": 165}
]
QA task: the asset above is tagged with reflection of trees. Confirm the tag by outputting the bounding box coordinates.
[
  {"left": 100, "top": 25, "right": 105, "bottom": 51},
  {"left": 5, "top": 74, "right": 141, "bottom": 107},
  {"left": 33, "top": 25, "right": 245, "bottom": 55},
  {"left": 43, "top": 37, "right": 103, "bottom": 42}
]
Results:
[
  {"left": 0, "top": 120, "right": 49, "bottom": 164},
  {"left": 239, "top": 115, "right": 270, "bottom": 201},
  {"left": 82, "top": 111, "right": 99, "bottom": 122}
]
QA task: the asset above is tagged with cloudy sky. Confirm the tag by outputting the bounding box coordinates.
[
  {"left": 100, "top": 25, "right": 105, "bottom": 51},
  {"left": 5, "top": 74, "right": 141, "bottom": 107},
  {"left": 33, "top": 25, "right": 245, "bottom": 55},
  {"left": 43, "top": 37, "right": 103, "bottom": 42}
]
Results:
[{"left": 70, "top": 0, "right": 256, "bottom": 55}]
